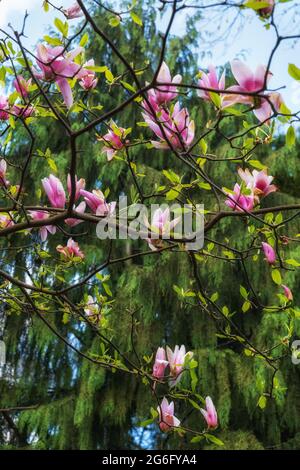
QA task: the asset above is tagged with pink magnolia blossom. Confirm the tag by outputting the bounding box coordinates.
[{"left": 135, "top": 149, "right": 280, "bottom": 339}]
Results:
[
  {"left": 79, "top": 59, "right": 98, "bottom": 90},
  {"left": 98, "top": 122, "right": 127, "bottom": 161},
  {"left": 13, "top": 75, "right": 32, "bottom": 97},
  {"left": 200, "top": 396, "right": 218, "bottom": 430},
  {"left": 56, "top": 237, "right": 84, "bottom": 259},
  {"left": 152, "top": 347, "right": 169, "bottom": 380},
  {"left": 282, "top": 285, "right": 293, "bottom": 301},
  {"left": 145, "top": 207, "right": 181, "bottom": 251},
  {"left": 157, "top": 397, "right": 180, "bottom": 432},
  {"left": 225, "top": 183, "right": 255, "bottom": 212},
  {"left": 152, "top": 61, "right": 182, "bottom": 105},
  {"left": 253, "top": 92, "right": 284, "bottom": 123},
  {"left": 28, "top": 210, "right": 57, "bottom": 241},
  {"left": 63, "top": 2, "right": 83, "bottom": 19},
  {"left": 197, "top": 65, "right": 226, "bottom": 104},
  {"left": 0, "top": 159, "right": 9, "bottom": 186},
  {"left": 12, "top": 104, "right": 35, "bottom": 118},
  {"left": 262, "top": 241, "right": 276, "bottom": 264},
  {"left": 35, "top": 44, "right": 83, "bottom": 108},
  {"left": 256, "top": 0, "right": 274, "bottom": 17},
  {"left": 0, "top": 96, "right": 9, "bottom": 120},
  {"left": 166, "top": 345, "right": 193, "bottom": 387},
  {"left": 224, "top": 60, "right": 272, "bottom": 108},
  {"left": 65, "top": 201, "right": 86, "bottom": 227},
  {"left": 80, "top": 189, "right": 116, "bottom": 216},
  {"left": 143, "top": 101, "right": 195, "bottom": 150},
  {"left": 0, "top": 214, "right": 14, "bottom": 229},
  {"left": 67, "top": 174, "right": 85, "bottom": 201},
  {"left": 238, "top": 168, "right": 277, "bottom": 199},
  {"left": 84, "top": 295, "right": 101, "bottom": 321},
  {"left": 42, "top": 174, "right": 66, "bottom": 208}
]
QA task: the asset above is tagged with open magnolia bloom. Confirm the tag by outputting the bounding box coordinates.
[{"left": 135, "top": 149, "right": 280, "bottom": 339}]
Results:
[
  {"left": 98, "top": 121, "right": 128, "bottom": 161},
  {"left": 157, "top": 397, "right": 180, "bottom": 432},
  {"left": 151, "top": 61, "right": 182, "bottom": 105},
  {"left": 225, "top": 183, "right": 255, "bottom": 212},
  {"left": 142, "top": 101, "right": 195, "bottom": 150},
  {"left": 237, "top": 168, "right": 277, "bottom": 199},
  {"left": 56, "top": 238, "right": 85, "bottom": 259},
  {"left": 34, "top": 44, "right": 84, "bottom": 108},
  {"left": 80, "top": 189, "right": 116, "bottom": 216},
  {"left": 166, "top": 345, "right": 193, "bottom": 387},
  {"left": 197, "top": 65, "right": 226, "bottom": 104},
  {"left": 62, "top": 1, "right": 84, "bottom": 19},
  {"left": 144, "top": 207, "right": 181, "bottom": 251},
  {"left": 28, "top": 210, "right": 57, "bottom": 241}
]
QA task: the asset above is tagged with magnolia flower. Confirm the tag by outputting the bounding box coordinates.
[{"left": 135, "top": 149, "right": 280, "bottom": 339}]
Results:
[
  {"left": 152, "top": 62, "right": 182, "bottom": 105},
  {"left": 166, "top": 345, "right": 193, "bottom": 387},
  {"left": 67, "top": 174, "right": 85, "bottom": 201},
  {"left": 63, "top": 2, "right": 83, "bottom": 19},
  {"left": 152, "top": 347, "right": 169, "bottom": 380},
  {"left": 282, "top": 285, "right": 293, "bottom": 301},
  {"left": 42, "top": 174, "right": 66, "bottom": 208},
  {"left": 145, "top": 207, "right": 181, "bottom": 251},
  {"left": 224, "top": 60, "right": 272, "bottom": 109},
  {"left": 13, "top": 75, "right": 32, "bottom": 97},
  {"left": 143, "top": 101, "right": 195, "bottom": 150},
  {"left": 256, "top": 0, "right": 274, "bottom": 17},
  {"left": 80, "top": 189, "right": 116, "bottom": 216},
  {"left": 0, "top": 214, "right": 14, "bottom": 229},
  {"left": 225, "top": 183, "right": 254, "bottom": 212},
  {"left": 197, "top": 65, "right": 225, "bottom": 104},
  {"left": 12, "top": 104, "right": 35, "bottom": 118},
  {"left": 0, "top": 96, "right": 9, "bottom": 120},
  {"left": 157, "top": 397, "right": 180, "bottom": 432},
  {"left": 65, "top": 201, "right": 86, "bottom": 227},
  {"left": 253, "top": 92, "right": 284, "bottom": 123},
  {"left": 237, "top": 168, "right": 277, "bottom": 199},
  {"left": 28, "top": 210, "right": 57, "bottom": 241},
  {"left": 262, "top": 241, "right": 276, "bottom": 264},
  {"left": 0, "top": 159, "right": 9, "bottom": 186},
  {"left": 79, "top": 59, "right": 98, "bottom": 90},
  {"left": 34, "top": 44, "right": 83, "bottom": 108},
  {"left": 56, "top": 237, "right": 84, "bottom": 259},
  {"left": 98, "top": 122, "right": 127, "bottom": 161},
  {"left": 200, "top": 396, "right": 218, "bottom": 430},
  {"left": 84, "top": 295, "right": 101, "bottom": 321}
]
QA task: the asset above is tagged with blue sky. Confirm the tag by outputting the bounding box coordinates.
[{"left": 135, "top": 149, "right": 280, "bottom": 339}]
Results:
[{"left": 1, "top": 0, "right": 300, "bottom": 109}]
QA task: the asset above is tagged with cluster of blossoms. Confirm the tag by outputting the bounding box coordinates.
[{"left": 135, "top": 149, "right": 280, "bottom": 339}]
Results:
[
  {"left": 225, "top": 167, "right": 277, "bottom": 212},
  {"left": 34, "top": 44, "right": 98, "bottom": 108},
  {"left": 198, "top": 60, "right": 284, "bottom": 123},
  {"left": 142, "top": 62, "right": 195, "bottom": 150},
  {"left": 0, "top": 76, "right": 35, "bottom": 121},
  {"left": 157, "top": 396, "right": 218, "bottom": 433},
  {"left": 152, "top": 346, "right": 218, "bottom": 432}
]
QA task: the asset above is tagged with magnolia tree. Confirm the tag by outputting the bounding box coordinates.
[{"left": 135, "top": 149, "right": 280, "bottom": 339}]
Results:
[{"left": 0, "top": 0, "right": 300, "bottom": 448}]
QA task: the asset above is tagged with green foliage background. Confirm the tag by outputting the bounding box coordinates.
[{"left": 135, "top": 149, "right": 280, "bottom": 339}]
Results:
[{"left": 0, "top": 0, "right": 300, "bottom": 450}]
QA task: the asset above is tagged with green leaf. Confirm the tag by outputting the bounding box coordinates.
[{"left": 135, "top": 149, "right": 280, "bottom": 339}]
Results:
[
  {"left": 240, "top": 285, "right": 248, "bottom": 300},
  {"left": 109, "top": 16, "right": 121, "bottom": 27},
  {"left": 130, "top": 11, "right": 143, "bottom": 26},
  {"left": 271, "top": 269, "right": 282, "bottom": 285},
  {"left": 79, "top": 33, "right": 89, "bottom": 47},
  {"left": 242, "top": 300, "right": 251, "bottom": 313},
  {"left": 258, "top": 395, "right": 267, "bottom": 409},
  {"left": 288, "top": 63, "right": 300, "bottom": 81},
  {"left": 286, "top": 259, "right": 300, "bottom": 267},
  {"left": 206, "top": 434, "right": 224, "bottom": 446},
  {"left": 105, "top": 69, "right": 114, "bottom": 82},
  {"left": 165, "top": 189, "right": 178, "bottom": 201},
  {"left": 43, "top": 35, "right": 62, "bottom": 46},
  {"left": 190, "top": 436, "right": 204, "bottom": 444},
  {"left": 54, "top": 18, "right": 69, "bottom": 38},
  {"left": 244, "top": 1, "right": 271, "bottom": 9},
  {"left": 103, "top": 283, "right": 112, "bottom": 297},
  {"left": 286, "top": 125, "right": 296, "bottom": 147},
  {"left": 43, "top": 0, "right": 49, "bottom": 12},
  {"left": 248, "top": 160, "right": 266, "bottom": 170}
]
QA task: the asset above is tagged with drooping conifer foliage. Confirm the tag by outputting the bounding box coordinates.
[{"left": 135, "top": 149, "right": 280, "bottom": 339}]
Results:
[{"left": 0, "top": 0, "right": 300, "bottom": 450}]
